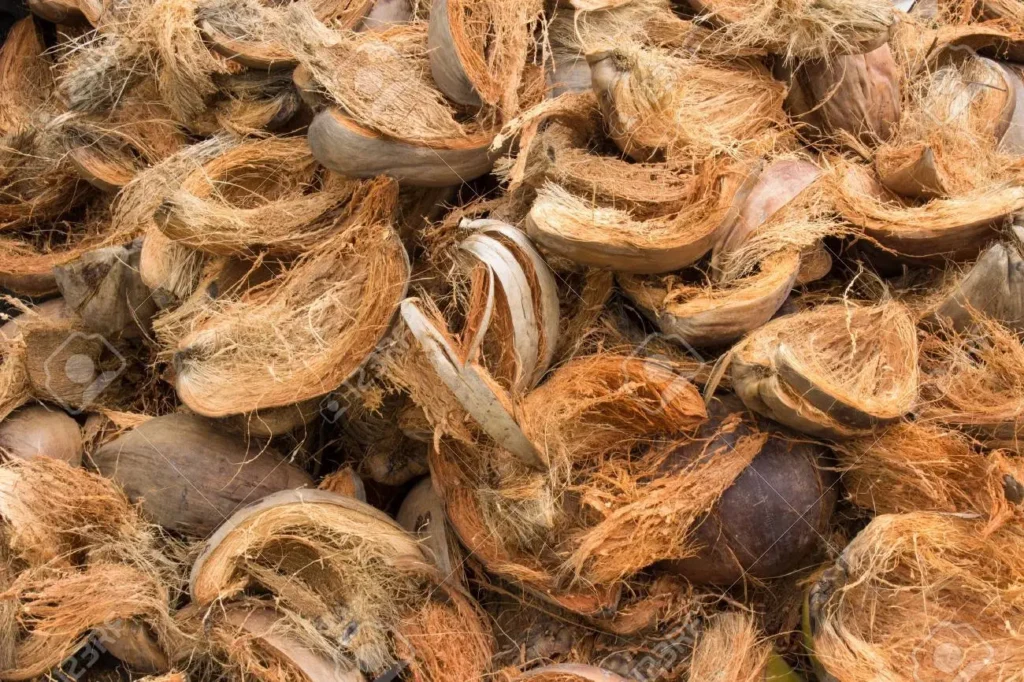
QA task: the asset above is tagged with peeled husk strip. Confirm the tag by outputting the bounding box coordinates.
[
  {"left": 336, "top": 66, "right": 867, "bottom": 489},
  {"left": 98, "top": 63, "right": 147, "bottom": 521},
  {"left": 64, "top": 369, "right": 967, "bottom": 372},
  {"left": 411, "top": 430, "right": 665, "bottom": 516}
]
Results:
[
  {"left": 525, "top": 161, "right": 750, "bottom": 274},
  {"left": 210, "top": 74, "right": 305, "bottom": 136},
  {"left": 588, "top": 46, "right": 787, "bottom": 163},
  {"left": 918, "top": 315, "right": 1024, "bottom": 448},
  {"left": 832, "top": 159, "right": 1024, "bottom": 262},
  {"left": 0, "top": 405, "right": 84, "bottom": 466},
  {"left": 807, "top": 512, "right": 1024, "bottom": 682},
  {"left": 778, "top": 44, "right": 900, "bottom": 149},
  {"left": 154, "top": 137, "right": 373, "bottom": 257},
  {"left": 427, "top": 0, "right": 544, "bottom": 116},
  {"left": 927, "top": 234, "right": 1024, "bottom": 333},
  {"left": 681, "top": 0, "right": 894, "bottom": 60},
  {"left": 189, "top": 488, "right": 493, "bottom": 680},
  {"left": 837, "top": 421, "right": 1023, "bottom": 531},
  {"left": 731, "top": 301, "right": 919, "bottom": 439},
  {"left": 398, "top": 297, "right": 546, "bottom": 469},
  {"left": 92, "top": 412, "right": 314, "bottom": 536},
  {"left": 164, "top": 184, "right": 409, "bottom": 417}
]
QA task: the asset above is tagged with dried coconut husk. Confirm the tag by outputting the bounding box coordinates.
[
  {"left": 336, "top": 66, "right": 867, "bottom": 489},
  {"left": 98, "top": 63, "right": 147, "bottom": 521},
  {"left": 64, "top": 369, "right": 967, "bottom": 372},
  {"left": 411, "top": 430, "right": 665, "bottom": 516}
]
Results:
[
  {"left": 210, "top": 71, "right": 306, "bottom": 136},
  {"left": 777, "top": 44, "right": 900, "bottom": 149},
  {"left": 318, "top": 466, "right": 366, "bottom": 501},
  {"left": 687, "top": 612, "right": 792, "bottom": 682},
  {"left": 139, "top": 227, "right": 212, "bottom": 310},
  {"left": 874, "top": 55, "right": 1017, "bottom": 199},
  {"left": 396, "top": 477, "right": 462, "bottom": 584},
  {"left": 525, "top": 160, "right": 754, "bottom": 274},
  {"left": 208, "top": 604, "right": 365, "bottom": 682},
  {"left": 831, "top": 158, "right": 1024, "bottom": 263},
  {"left": 680, "top": 0, "right": 894, "bottom": 60},
  {"left": 807, "top": 512, "right": 1024, "bottom": 682},
  {"left": 0, "top": 405, "right": 83, "bottom": 466},
  {"left": 515, "top": 665, "right": 631, "bottom": 682},
  {"left": 53, "top": 239, "right": 158, "bottom": 339},
  {"left": 0, "top": 18, "right": 53, "bottom": 134},
  {"left": 837, "top": 421, "right": 1023, "bottom": 530},
  {"left": 199, "top": 0, "right": 375, "bottom": 70},
  {"left": 588, "top": 46, "right": 787, "bottom": 162},
  {"left": 889, "top": 18, "right": 1024, "bottom": 80},
  {"left": 730, "top": 301, "right": 919, "bottom": 439},
  {"left": 155, "top": 138, "right": 374, "bottom": 257},
  {"left": 918, "top": 315, "right": 1024, "bottom": 449},
  {"left": 926, "top": 233, "right": 1024, "bottom": 333},
  {"left": 427, "top": 0, "right": 544, "bottom": 116},
  {"left": 189, "top": 489, "right": 493, "bottom": 680},
  {"left": 93, "top": 412, "right": 314, "bottom": 536},
  {"left": 165, "top": 183, "right": 409, "bottom": 417}
]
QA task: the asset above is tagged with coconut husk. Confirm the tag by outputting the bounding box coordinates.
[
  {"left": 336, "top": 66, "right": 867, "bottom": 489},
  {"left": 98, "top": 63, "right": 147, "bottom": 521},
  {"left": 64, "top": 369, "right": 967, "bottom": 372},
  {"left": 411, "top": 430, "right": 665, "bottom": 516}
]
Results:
[
  {"left": 525, "top": 160, "right": 754, "bottom": 274},
  {"left": 228, "top": 398, "right": 322, "bottom": 439},
  {"left": 161, "top": 179, "right": 409, "bottom": 417},
  {"left": 777, "top": 44, "right": 900, "bottom": 149},
  {"left": 318, "top": 466, "right": 366, "bottom": 501},
  {"left": 890, "top": 18, "right": 1024, "bottom": 79},
  {"left": 874, "top": 55, "right": 1016, "bottom": 199},
  {"left": 831, "top": 158, "right": 1024, "bottom": 263},
  {"left": 807, "top": 512, "right": 1024, "bottom": 682},
  {"left": 207, "top": 603, "right": 366, "bottom": 682},
  {"left": 154, "top": 137, "right": 375, "bottom": 257},
  {"left": 680, "top": 0, "right": 894, "bottom": 60},
  {"left": 918, "top": 315, "right": 1024, "bottom": 448},
  {"left": 588, "top": 45, "right": 787, "bottom": 163},
  {"left": 139, "top": 227, "right": 212, "bottom": 310},
  {"left": 198, "top": 0, "right": 374, "bottom": 70},
  {"left": 396, "top": 477, "right": 462, "bottom": 585},
  {"left": 53, "top": 238, "right": 159, "bottom": 339},
  {"left": 730, "top": 301, "right": 919, "bottom": 439},
  {"left": 0, "top": 405, "right": 83, "bottom": 466},
  {"left": 208, "top": 71, "right": 306, "bottom": 136},
  {"left": 362, "top": 0, "right": 416, "bottom": 30},
  {"left": 837, "top": 421, "right": 1023, "bottom": 531},
  {"left": 0, "top": 18, "right": 53, "bottom": 135},
  {"left": 92, "top": 412, "right": 314, "bottom": 536},
  {"left": 427, "top": 0, "right": 544, "bottom": 116},
  {"left": 686, "top": 613, "right": 776, "bottom": 682},
  {"left": 926, "top": 233, "right": 1024, "bottom": 332},
  {"left": 189, "top": 489, "right": 493, "bottom": 681},
  {"left": 27, "top": 0, "right": 96, "bottom": 24}
]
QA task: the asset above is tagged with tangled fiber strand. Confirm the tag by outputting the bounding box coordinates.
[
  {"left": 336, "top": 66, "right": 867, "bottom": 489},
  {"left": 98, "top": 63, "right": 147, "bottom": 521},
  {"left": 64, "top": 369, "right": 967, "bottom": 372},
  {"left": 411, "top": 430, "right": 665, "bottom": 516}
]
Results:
[{"left": 688, "top": 612, "right": 773, "bottom": 682}]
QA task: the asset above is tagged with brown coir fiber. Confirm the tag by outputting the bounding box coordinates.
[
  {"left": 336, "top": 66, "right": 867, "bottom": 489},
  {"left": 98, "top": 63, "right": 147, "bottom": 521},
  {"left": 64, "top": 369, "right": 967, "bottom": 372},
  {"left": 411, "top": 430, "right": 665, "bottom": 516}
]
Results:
[
  {"left": 162, "top": 179, "right": 409, "bottom": 416},
  {"left": 155, "top": 137, "right": 374, "bottom": 256},
  {"left": 918, "top": 315, "right": 1024, "bottom": 448},
  {"left": 838, "top": 421, "right": 1023, "bottom": 532},
  {"left": 808, "top": 512, "right": 1024, "bottom": 681}
]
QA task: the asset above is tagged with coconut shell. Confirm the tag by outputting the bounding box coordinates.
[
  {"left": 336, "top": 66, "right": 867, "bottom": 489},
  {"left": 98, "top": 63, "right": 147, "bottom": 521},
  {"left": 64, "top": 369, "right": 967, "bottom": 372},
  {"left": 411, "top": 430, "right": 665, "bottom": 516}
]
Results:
[
  {"left": 92, "top": 413, "right": 313, "bottom": 536},
  {"left": 308, "top": 109, "right": 496, "bottom": 187},
  {"left": 0, "top": 405, "right": 82, "bottom": 466},
  {"left": 876, "top": 144, "right": 948, "bottom": 199},
  {"left": 103, "top": 620, "right": 171, "bottom": 674},
  {"left": 780, "top": 44, "right": 900, "bottom": 147},
  {"left": 226, "top": 399, "right": 321, "bottom": 438},
  {"left": 658, "top": 398, "right": 836, "bottom": 584},
  {"left": 361, "top": 0, "right": 413, "bottom": 30},
  {"left": 53, "top": 239, "right": 158, "bottom": 340},
  {"left": 0, "top": 299, "right": 72, "bottom": 341},
  {"left": 427, "top": 0, "right": 481, "bottom": 107}
]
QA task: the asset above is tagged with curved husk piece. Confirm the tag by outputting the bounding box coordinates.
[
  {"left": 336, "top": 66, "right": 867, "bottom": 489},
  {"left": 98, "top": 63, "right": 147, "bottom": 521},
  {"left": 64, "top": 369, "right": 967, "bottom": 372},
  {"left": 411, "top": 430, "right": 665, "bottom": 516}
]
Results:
[
  {"left": 0, "top": 458, "right": 184, "bottom": 679},
  {"left": 681, "top": 0, "right": 894, "bottom": 60},
  {"left": 874, "top": 56, "right": 1015, "bottom": 199},
  {"left": 517, "top": 664, "right": 631, "bottom": 681},
  {"left": 190, "top": 488, "right": 493, "bottom": 680},
  {"left": 164, "top": 182, "right": 410, "bottom": 417},
  {"left": 779, "top": 44, "right": 900, "bottom": 148},
  {"left": 832, "top": 159, "right": 1024, "bottom": 262},
  {"left": 139, "top": 227, "right": 211, "bottom": 310},
  {"left": 731, "top": 302, "right": 919, "bottom": 439},
  {"left": 837, "top": 421, "right": 1023, "bottom": 531},
  {"left": 808, "top": 513, "right": 1024, "bottom": 681},
  {"left": 588, "top": 46, "right": 786, "bottom": 162},
  {"left": 155, "top": 137, "right": 371, "bottom": 256},
  {"left": 309, "top": 109, "right": 496, "bottom": 186},
  {"left": 210, "top": 604, "right": 366, "bottom": 682},
  {"left": 525, "top": 161, "right": 749, "bottom": 274},
  {"left": 927, "top": 236, "right": 1024, "bottom": 333},
  {"left": 619, "top": 250, "right": 802, "bottom": 347},
  {"left": 199, "top": 0, "right": 375, "bottom": 69},
  {"left": 0, "top": 18, "right": 53, "bottom": 134},
  {"left": 890, "top": 19, "right": 1024, "bottom": 80},
  {"left": 918, "top": 316, "right": 1024, "bottom": 448}
]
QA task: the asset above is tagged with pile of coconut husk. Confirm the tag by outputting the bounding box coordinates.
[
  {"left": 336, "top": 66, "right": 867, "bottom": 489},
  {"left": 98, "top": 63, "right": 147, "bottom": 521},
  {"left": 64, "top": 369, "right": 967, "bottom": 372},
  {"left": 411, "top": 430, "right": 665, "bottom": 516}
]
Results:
[{"left": 3, "top": 0, "right": 1024, "bottom": 680}]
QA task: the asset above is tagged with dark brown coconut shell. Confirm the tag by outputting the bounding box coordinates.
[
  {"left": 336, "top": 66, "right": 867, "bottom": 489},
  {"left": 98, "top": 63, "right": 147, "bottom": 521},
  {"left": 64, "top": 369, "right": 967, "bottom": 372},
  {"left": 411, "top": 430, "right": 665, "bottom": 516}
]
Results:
[
  {"left": 928, "top": 235, "right": 1024, "bottom": 333},
  {"left": 658, "top": 398, "right": 836, "bottom": 585},
  {"left": 92, "top": 412, "right": 313, "bottom": 536},
  {"left": 0, "top": 405, "right": 82, "bottom": 466}
]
